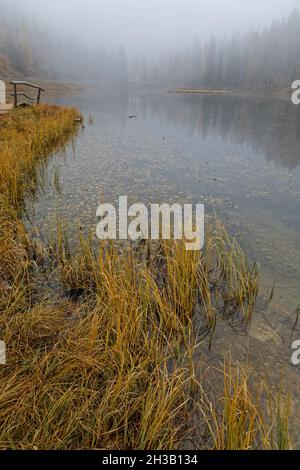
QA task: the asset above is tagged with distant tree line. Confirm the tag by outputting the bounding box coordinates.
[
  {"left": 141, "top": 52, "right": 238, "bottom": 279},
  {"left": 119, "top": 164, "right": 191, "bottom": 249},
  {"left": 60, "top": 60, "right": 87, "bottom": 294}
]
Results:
[
  {"left": 140, "top": 8, "right": 300, "bottom": 91},
  {"left": 1, "top": 1, "right": 300, "bottom": 92}
]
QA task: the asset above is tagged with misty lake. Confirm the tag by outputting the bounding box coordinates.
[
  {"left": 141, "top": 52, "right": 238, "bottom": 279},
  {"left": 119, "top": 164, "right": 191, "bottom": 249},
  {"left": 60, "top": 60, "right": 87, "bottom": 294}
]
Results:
[{"left": 26, "top": 87, "right": 300, "bottom": 439}]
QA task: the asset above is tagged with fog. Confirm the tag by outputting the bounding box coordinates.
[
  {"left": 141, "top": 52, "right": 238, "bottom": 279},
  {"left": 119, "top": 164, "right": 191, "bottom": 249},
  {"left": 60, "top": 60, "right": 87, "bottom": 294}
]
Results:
[
  {"left": 1, "top": 0, "right": 300, "bottom": 87},
  {"left": 4, "top": 0, "right": 300, "bottom": 55}
]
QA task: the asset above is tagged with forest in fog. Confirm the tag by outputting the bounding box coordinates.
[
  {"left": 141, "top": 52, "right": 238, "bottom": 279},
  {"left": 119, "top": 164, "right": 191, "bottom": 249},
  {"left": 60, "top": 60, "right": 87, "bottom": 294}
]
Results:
[
  {"left": 0, "top": 1, "right": 129, "bottom": 82},
  {"left": 151, "top": 9, "right": 300, "bottom": 91},
  {"left": 1, "top": 0, "right": 300, "bottom": 92}
]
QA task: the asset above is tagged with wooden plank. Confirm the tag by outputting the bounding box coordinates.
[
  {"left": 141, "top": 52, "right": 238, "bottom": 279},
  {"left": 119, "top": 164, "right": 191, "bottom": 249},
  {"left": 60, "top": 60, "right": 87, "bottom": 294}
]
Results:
[
  {"left": 10, "top": 81, "right": 45, "bottom": 92},
  {"left": 0, "top": 103, "right": 14, "bottom": 115},
  {"left": 10, "top": 92, "right": 36, "bottom": 101}
]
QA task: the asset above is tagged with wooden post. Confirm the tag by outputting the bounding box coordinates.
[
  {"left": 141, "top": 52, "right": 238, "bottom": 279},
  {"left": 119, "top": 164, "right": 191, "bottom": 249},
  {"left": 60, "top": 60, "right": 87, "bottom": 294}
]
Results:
[
  {"left": 13, "top": 83, "right": 17, "bottom": 107},
  {"left": 37, "top": 88, "right": 41, "bottom": 105}
]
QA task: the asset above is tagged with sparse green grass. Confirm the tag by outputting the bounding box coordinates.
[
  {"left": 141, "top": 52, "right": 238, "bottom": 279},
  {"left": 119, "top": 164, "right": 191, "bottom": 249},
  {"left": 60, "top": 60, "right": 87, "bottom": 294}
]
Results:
[{"left": 0, "top": 104, "right": 291, "bottom": 450}]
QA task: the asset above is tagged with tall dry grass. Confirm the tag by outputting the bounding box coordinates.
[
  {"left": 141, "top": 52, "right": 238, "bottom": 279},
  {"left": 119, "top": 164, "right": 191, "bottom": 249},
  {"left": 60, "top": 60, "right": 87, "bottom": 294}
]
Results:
[
  {"left": 0, "top": 105, "right": 291, "bottom": 450},
  {"left": 0, "top": 105, "right": 78, "bottom": 289},
  {"left": 192, "top": 356, "right": 291, "bottom": 450}
]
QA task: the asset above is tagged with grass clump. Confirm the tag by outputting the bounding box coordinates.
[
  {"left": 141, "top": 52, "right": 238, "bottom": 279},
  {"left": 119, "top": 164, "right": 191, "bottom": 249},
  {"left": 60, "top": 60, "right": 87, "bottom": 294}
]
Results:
[
  {"left": 0, "top": 104, "right": 79, "bottom": 288},
  {"left": 193, "top": 356, "right": 291, "bottom": 450}
]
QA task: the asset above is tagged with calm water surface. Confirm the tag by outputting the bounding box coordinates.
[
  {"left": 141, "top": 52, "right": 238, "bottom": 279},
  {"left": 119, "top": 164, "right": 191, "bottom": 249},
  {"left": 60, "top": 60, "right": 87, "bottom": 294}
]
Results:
[{"left": 27, "top": 87, "right": 300, "bottom": 440}]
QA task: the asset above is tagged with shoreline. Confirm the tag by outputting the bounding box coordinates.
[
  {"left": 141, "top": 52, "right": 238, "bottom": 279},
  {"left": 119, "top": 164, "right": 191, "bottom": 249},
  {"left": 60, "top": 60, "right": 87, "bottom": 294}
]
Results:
[{"left": 170, "top": 87, "right": 292, "bottom": 101}]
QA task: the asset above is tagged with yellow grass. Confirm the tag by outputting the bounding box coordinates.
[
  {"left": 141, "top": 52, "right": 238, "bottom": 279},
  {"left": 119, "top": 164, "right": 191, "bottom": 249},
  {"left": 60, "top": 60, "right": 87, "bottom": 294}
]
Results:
[
  {"left": 0, "top": 105, "right": 79, "bottom": 288},
  {"left": 193, "top": 356, "right": 291, "bottom": 450},
  {"left": 0, "top": 105, "right": 291, "bottom": 450}
]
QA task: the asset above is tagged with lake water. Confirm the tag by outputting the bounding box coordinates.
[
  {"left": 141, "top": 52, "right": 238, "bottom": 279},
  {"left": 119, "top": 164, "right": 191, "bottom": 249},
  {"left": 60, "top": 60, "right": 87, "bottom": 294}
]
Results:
[{"left": 27, "top": 87, "right": 300, "bottom": 442}]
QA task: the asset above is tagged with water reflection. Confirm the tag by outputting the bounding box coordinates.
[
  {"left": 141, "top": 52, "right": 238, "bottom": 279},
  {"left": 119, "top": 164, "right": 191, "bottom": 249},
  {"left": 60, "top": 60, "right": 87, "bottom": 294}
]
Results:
[
  {"left": 32, "top": 87, "right": 300, "bottom": 292},
  {"left": 52, "top": 87, "right": 300, "bottom": 168},
  {"left": 135, "top": 92, "right": 300, "bottom": 170}
]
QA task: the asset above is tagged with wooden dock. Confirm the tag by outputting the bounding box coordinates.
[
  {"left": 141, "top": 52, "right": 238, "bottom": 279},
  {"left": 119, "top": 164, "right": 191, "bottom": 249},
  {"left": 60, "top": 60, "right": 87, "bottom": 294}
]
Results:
[{"left": 0, "top": 80, "right": 45, "bottom": 115}]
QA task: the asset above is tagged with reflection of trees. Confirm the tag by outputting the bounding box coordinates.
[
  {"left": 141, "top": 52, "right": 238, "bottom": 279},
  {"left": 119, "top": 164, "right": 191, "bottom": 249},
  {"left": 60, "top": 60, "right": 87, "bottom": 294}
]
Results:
[{"left": 138, "top": 93, "right": 300, "bottom": 170}]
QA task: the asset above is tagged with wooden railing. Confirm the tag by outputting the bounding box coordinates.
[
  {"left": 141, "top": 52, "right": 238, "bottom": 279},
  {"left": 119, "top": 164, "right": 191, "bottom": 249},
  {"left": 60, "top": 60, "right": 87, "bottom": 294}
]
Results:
[{"left": 10, "top": 81, "right": 45, "bottom": 108}]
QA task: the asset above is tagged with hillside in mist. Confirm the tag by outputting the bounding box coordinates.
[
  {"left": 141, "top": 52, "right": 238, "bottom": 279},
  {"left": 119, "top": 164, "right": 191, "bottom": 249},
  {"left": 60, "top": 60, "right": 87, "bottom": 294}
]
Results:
[
  {"left": 0, "top": 1, "right": 130, "bottom": 82},
  {"left": 0, "top": 13, "right": 37, "bottom": 77},
  {"left": 150, "top": 8, "right": 300, "bottom": 92}
]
